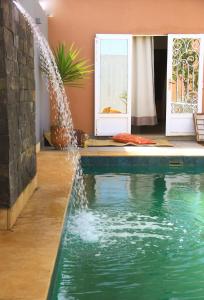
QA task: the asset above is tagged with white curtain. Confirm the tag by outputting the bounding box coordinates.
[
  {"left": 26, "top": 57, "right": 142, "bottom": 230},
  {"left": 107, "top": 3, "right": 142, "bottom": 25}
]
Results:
[{"left": 132, "top": 36, "right": 157, "bottom": 126}]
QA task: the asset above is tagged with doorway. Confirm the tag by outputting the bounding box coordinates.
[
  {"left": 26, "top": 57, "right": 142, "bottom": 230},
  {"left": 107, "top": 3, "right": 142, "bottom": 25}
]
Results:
[
  {"left": 95, "top": 34, "right": 204, "bottom": 136},
  {"left": 132, "top": 36, "right": 167, "bottom": 135}
]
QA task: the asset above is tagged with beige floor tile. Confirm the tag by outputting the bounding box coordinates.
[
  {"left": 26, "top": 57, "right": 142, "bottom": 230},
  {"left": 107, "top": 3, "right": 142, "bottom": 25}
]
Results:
[{"left": 0, "top": 151, "right": 74, "bottom": 300}]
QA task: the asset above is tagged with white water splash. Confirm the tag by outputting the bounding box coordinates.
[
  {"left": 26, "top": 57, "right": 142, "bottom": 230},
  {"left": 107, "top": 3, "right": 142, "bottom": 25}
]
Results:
[
  {"left": 68, "top": 210, "right": 174, "bottom": 244},
  {"left": 13, "top": 1, "right": 87, "bottom": 209},
  {"left": 69, "top": 211, "right": 101, "bottom": 242}
]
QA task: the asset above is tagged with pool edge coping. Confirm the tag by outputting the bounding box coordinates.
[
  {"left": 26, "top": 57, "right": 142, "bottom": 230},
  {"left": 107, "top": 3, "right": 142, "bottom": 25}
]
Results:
[{"left": 0, "top": 151, "right": 75, "bottom": 300}]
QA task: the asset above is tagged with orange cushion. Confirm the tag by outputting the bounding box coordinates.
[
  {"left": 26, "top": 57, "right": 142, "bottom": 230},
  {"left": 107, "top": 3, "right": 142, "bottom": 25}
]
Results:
[{"left": 112, "top": 133, "right": 156, "bottom": 145}]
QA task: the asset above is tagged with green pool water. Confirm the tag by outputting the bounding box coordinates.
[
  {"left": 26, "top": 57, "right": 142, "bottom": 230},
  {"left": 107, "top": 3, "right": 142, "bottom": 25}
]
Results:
[{"left": 49, "top": 168, "right": 204, "bottom": 300}]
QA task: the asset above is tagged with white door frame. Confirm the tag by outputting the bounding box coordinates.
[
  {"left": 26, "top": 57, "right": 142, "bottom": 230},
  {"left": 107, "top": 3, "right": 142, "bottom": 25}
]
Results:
[
  {"left": 95, "top": 34, "right": 132, "bottom": 136},
  {"left": 166, "top": 34, "right": 204, "bottom": 136},
  {"left": 95, "top": 34, "right": 204, "bottom": 137}
]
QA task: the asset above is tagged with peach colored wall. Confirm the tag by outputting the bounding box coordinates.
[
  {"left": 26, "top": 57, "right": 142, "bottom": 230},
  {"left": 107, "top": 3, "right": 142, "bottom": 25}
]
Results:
[{"left": 49, "top": 0, "right": 204, "bottom": 134}]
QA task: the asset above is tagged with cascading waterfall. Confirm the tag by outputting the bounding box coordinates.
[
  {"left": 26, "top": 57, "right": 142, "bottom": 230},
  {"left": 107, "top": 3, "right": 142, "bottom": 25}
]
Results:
[{"left": 13, "top": 1, "right": 88, "bottom": 210}]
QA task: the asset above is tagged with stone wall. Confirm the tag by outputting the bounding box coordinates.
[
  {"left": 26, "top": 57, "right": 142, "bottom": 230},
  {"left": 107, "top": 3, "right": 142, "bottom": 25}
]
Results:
[{"left": 0, "top": 0, "right": 36, "bottom": 208}]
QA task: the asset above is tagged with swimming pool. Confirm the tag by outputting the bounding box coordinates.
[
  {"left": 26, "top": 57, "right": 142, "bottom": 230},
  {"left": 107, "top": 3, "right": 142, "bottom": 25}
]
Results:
[{"left": 49, "top": 157, "right": 204, "bottom": 300}]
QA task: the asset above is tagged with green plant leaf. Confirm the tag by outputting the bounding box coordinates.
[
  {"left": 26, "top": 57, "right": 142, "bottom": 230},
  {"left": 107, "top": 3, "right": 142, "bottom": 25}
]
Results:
[{"left": 40, "top": 42, "right": 93, "bottom": 87}]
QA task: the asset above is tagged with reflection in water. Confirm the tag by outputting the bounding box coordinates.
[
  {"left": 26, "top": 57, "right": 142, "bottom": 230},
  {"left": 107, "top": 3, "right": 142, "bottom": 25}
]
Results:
[
  {"left": 100, "top": 39, "right": 128, "bottom": 114},
  {"left": 129, "top": 174, "right": 161, "bottom": 213},
  {"left": 50, "top": 171, "right": 204, "bottom": 300},
  {"left": 164, "top": 174, "right": 204, "bottom": 228},
  {"left": 151, "top": 175, "right": 166, "bottom": 215},
  {"left": 84, "top": 175, "right": 96, "bottom": 205}
]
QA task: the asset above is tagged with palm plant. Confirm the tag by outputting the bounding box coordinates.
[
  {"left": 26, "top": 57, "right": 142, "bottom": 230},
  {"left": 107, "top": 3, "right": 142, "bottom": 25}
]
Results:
[
  {"left": 53, "top": 43, "right": 93, "bottom": 87},
  {"left": 40, "top": 43, "right": 93, "bottom": 149},
  {"left": 41, "top": 42, "right": 93, "bottom": 87}
]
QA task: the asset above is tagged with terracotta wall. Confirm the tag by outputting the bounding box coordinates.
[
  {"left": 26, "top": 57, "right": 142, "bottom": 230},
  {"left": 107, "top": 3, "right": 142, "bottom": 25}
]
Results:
[{"left": 49, "top": 0, "right": 204, "bottom": 134}]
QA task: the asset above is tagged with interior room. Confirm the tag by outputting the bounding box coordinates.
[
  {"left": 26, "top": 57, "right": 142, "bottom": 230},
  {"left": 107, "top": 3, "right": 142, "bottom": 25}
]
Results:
[{"left": 132, "top": 35, "right": 168, "bottom": 135}]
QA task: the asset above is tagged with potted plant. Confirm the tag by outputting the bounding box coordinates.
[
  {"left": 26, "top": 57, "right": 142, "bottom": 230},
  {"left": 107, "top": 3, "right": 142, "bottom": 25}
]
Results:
[{"left": 41, "top": 43, "right": 93, "bottom": 149}]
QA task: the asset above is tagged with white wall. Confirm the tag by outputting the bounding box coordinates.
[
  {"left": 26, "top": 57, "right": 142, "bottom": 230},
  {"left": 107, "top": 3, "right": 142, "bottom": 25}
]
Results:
[{"left": 18, "top": 0, "right": 50, "bottom": 144}]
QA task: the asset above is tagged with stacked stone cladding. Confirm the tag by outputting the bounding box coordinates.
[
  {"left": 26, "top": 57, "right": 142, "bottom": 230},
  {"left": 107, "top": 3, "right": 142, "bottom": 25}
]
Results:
[{"left": 0, "top": 0, "right": 36, "bottom": 208}]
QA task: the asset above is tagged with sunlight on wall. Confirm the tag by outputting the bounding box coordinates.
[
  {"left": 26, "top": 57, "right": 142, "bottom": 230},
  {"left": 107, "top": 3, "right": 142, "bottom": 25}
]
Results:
[{"left": 38, "top": 0, "right": 55, "bottom": 17}]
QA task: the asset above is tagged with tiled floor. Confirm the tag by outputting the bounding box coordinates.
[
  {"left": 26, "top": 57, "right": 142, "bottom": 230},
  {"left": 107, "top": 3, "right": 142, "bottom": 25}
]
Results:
[
  {"left": 0, "top": 151, "right": 74, "bottom": 300},
  {"left": 80, "top": 140, "right": 204, "bottom": 157}
]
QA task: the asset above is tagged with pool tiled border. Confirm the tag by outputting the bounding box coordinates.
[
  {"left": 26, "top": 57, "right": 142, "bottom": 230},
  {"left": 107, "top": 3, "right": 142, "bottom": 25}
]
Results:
[{"left": 82, "top": 156, "right": 204, "bottom": 171}]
